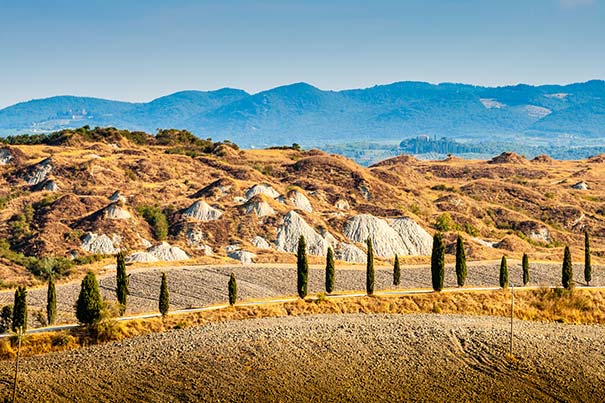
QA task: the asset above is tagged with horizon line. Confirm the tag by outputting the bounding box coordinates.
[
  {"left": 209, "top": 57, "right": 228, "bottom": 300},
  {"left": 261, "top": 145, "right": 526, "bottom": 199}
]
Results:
[{"left": 2, "top": 78, "right": 603, "bottom": 110}]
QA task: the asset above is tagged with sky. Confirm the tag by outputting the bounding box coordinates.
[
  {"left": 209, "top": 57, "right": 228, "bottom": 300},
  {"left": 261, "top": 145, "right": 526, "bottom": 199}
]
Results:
[{"left": 0, "top": 0, "right": 603, "bottom": 108}]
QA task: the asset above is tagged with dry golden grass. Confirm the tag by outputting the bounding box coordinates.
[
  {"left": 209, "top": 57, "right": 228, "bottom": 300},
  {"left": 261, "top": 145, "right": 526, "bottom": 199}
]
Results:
[{"left": 2, "top": 288, "right": 604, "bottom": 360}]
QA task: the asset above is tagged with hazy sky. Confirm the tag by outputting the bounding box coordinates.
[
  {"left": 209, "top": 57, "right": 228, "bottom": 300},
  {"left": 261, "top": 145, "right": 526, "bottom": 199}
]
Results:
[{"left": 0, "top": 0, "right": 603, "bottom": 108}]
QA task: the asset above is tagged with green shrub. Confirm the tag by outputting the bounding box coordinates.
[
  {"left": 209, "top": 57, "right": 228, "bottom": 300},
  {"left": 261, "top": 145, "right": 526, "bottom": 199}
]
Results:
[
  {"left": 137, "top": 205, "right": 169, "bottom": 241},
  {"left": 435, "top": 213, "right": 459, "bottom": 232}
]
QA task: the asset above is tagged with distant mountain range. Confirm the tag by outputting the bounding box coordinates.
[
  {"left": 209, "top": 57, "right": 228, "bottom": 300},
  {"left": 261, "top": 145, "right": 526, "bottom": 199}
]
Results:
[{"left": 1, "top": 80, "right": 603, "bottom": 147}]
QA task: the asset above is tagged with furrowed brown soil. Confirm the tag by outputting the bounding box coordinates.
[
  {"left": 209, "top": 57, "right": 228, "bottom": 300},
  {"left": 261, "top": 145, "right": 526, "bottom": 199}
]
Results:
[{"left": 1, "top": 312, "right": 603, "bottom": 402}]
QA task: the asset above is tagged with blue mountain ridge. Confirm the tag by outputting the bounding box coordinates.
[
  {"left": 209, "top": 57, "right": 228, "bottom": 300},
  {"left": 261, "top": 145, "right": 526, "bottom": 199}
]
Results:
[{"left": 1, "top": 80, "right": 603, "bottom": 147}]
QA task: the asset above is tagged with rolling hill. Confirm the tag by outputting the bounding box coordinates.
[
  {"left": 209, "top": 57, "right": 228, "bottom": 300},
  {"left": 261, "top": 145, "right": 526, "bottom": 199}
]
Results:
[
  {"left": 0, "top": 127, "right": 604, "bottom": 287},
  {"left": 0, "top": 81, "right": 603, "bottom": 147}
]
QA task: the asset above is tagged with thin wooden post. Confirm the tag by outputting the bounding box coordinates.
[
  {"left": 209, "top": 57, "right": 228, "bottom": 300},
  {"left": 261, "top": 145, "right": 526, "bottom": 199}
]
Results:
[
  {"left": 509, "top": 285, "right": 515, "bottom": 357},
  {"left": 11, "top": 326, "right": 23, "bottom": 403}
]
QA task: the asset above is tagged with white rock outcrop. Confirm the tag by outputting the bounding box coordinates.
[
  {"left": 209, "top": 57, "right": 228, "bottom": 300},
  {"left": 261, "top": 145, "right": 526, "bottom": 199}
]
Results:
[
  {"left": 245, "top": 184, "right": 280, "bottom": 200},
  {"left": 343, "top": 214, "right": 432, "bottom": 257},
  {"left": 147, "top": 242, "right": 189, "bottom": 261},
  {"left": 389, "top": 217, "right": 433, "bottom": 255},
  {"left": 185, "top": 227, "right": 213, "bottom": 255},
  {"left": 183, "top": 200, "right": 223, "bottom": 221},
  {"left": 244, "top": 199, "right": 276, "bottom": 217},
  {"left": 26, "top": 158, "right": 53, "bottom": 185},
  {"left": 81, "top": 233, "right": 120, "bottom": 255},
  {"left": 572, "top": 181, "right": 589, "bottom": 190},
  {"left": 125, "top": 252, "right": 159, "bottom": 263},
  {"left": 0, "top": 149, "right": 13, "bottom": 165},
  {"left": 104, "top": 203, "right": 132, "bottom": 220},
  {"left": 275, "top": 211, "right": 328, "bottom": 256},
  {"left": 251, "top": 236, "right": 272, "bottom": 249},
  {"left": 288, "top": 190, "right": 313, "bottom": 212},
  {"left": 335, "top": 243, "right": 366, "bottom": 263},
  {"left": 109, "top": 191, "right": 127, "bottom": 203},
  {"left": 335, "top": 199, "right": 350, "bottom": 211},
  {"left": 41, "top": 180, "right": 59, "bottom": 192},
  {"left": 228, "top": 250, "right": 257, "bottom": 264}
]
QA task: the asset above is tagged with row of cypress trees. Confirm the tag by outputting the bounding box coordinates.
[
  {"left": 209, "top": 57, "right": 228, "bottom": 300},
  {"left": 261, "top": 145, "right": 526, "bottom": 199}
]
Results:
[
  {"left": 3, "top": 231, "right": 596, "bottom": 330},
  {"left": 295, "top": 230, "right": 594, "bottom": 298}
]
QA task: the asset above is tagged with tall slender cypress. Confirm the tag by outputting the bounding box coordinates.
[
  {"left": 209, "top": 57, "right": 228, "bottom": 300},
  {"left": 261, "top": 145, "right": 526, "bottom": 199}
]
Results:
[
  {"left": 431, "top": 233, "right": 445, "bottom": 291},
  {"left": 159, "top": 272, "right": 169, "bottom": 316},
  {"left": 47, "top": 275, "right": 57, "bottom": 325},
  {"left": 522, "top": 253, "right": 530, "bottom": 286},
  {"left": 393, "top": 254, "right": 401, "bottom": 286},
  {"left": 499, "top": 256, "right": 509, "bottom": 288},
  {"left": 584, "top": 231, "right": 592, "bottom": 286},
  {"left": 228, "top": 273, "right": 237, "bottom": 305},
  {"left": 325, "top": 247, "right": 335, "bottom": 294},
  {"left": 116, "top": 252, "right": 129, "bottom": 315},
  {"left": 12, "top": 286, "right": 27, "bottom": 332},
  {"left": 366, "top": 238, "right": 375, "bottom": 295},
  {"left": 562, "top": 245, "right": 573, "bottom": 290},
  {"left": 296, "top": 236, "right": 309, "bottom": 299},
  {"left": 455, "top": 235, "right": 467, "bottom": 287},
  {"left": 75, "top": 271, "right": 103, "bottom": 326}
]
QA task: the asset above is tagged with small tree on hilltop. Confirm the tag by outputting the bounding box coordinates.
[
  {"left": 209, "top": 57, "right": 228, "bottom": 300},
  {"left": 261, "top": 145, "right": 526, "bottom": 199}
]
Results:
[
  {"left": 12, "top": 286, "right": 28, "bottom": 332},
  {"left": 455, "top": 235, "right": 467, "bottom": 287},
  {"left": 47, "top": 275, "right": 57, "bottom": 325},
  {"left": 431, "top": 233, "right": 445, "bottom": 292},
  {"left": 393, "top": 254, "right": 401, "bottom": 287},
  {"left": 366, "top": 238, "right": 375, "bottom": 295},
  {"left": 228, "top": 273, "right": 237, "bottom": 305},
  {"left": 297, "top": 235, "right": 309, "bottom": 299},
  {"left": 76, "top": 271, "right": 103, "bottom": 326},
  {"left": 562, "top": 245, "right": 573, "bottom": 290},
  {"left": 499, "top": 256, "right": 508, "bottom": 289},
  {"left": 325, "top": 247, "right": 335, "bottom": 294},
  {"left": 159, "top": 272, "right": 169, "bottom": 316},
  {"left": 584, "top": 231, "right": 592, "bottom": 286},
  {"left": 116, "top": 252, "right": 129, "bottom": 316},
  {"left": 522, "top": 253, "right": 530, "bottom": 287}
]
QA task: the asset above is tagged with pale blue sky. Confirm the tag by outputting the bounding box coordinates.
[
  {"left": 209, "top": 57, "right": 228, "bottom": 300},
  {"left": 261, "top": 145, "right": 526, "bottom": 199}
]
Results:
[{"left": 0, "top": 0, "right": 603, "bottom": 108}]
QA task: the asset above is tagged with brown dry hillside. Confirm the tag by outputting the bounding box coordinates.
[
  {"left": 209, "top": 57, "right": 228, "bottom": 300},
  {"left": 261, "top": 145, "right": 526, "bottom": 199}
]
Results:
[{"left": 1, "top": 127, "right": 604, "bottom": 286}]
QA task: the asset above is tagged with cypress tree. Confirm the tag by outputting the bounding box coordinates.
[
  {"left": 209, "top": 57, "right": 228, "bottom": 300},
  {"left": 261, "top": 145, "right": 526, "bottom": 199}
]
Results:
[
  {"left": 522, "top": 253, "right": 530, "bottom": 287},
  {"left": 159, "top": 272, "right": 169, "bottom": 316},
  {"left": 431, "top": 233, "right": 445, "bottom": 291},
  {"left": 296, "top": 235, "right": 309, "bottom": 299},
  {"left": 366, "top": 238, "right": 375, "bottom": 295},
  {"left": 115, "top": 252, "right": 129, "bottom": 315},
  {"left": 562, "top": 245, "right": 573, "bottom": 290},
  {"left": 393, "top": 254, "right": 401, "bottom": 286},
  {"left": 46, "top": 275, "right": 57, "bottom": 325},
  {"left": 325, "top": 247, "right": 335, "bottom": 294},
  {"left": 76, "top": 271, "right": 103, "bottom": 326},
  {"left": 584, "top": 231, "right": 592, "bottom": 286},
  {"left": 455, "top": 235, "right": 467, "bottom": 287},
  {"left": 228, "top": 273, "right": 237, "bottom": 305},
  {"left": 499, "top": 256, "right": 508, "bottom": 288},
  {"left": 12, "top": 286, "right": 27, "bottom": 332}
]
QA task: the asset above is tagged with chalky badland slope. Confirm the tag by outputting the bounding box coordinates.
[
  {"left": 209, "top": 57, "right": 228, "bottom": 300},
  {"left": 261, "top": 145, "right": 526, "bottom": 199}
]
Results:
[{"left": 0, "top": 127, "right": 603, "bottom": 285}]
